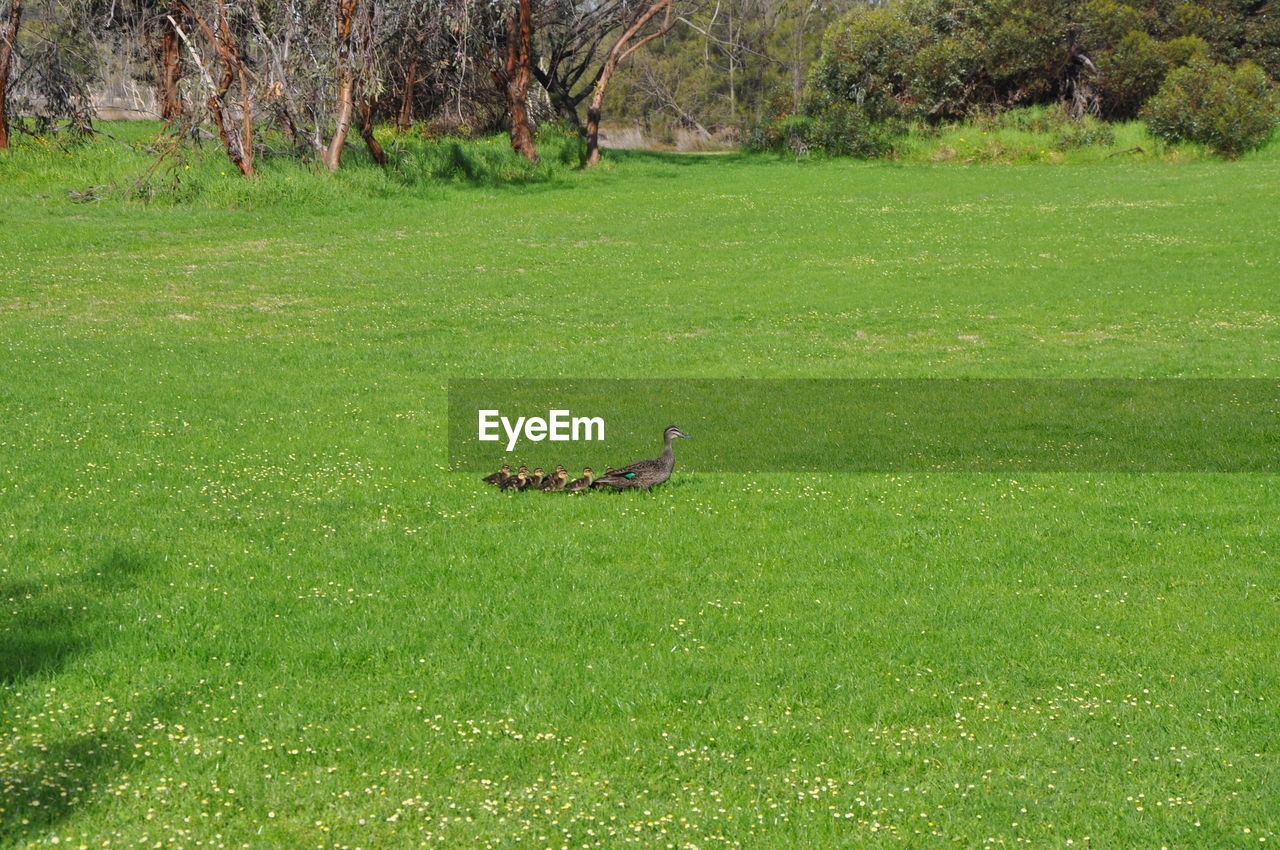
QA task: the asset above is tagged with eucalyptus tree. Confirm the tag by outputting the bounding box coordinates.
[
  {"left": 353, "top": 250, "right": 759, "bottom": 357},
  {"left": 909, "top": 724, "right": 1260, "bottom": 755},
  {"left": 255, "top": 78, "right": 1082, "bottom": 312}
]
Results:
[
  {"left": 164, "top": 0, "right": 256, "bottom": 174},
  {"left": 582, "top": 0, "right": 678, "bottom": 165},
  {"left": 533, "top": 0, "right": 627, "bottom": 128},
  {"left": 0, "top": 0, "right": 21, "bottom": 148},
  {"left": 427, "top": 0, "right": 560, "bottom": 162},
  {"left": 472, "top": 0, "right": 539, "bottom": 160},
  {"left": 1, "top": 0, "right": 105, "bottom": 144},
  {"left": 464, "top": 0, "right": 690, "bottom": 163}
]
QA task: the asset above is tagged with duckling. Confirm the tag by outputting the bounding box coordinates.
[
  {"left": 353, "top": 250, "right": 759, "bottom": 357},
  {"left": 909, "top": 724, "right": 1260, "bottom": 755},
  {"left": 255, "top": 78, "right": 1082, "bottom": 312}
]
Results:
[
  {"left": 539, "top": 465, "right": 569, "bottom": 491},
  {"left": 499, "top": 467, "right": 530, "bottom": 491},
  {"left": 527, "top": 467, "right": 546, "bottom": 489},
  {"left": 565, "top": 467, "right": 594, "bottom": 492},
  {"left": 593, "top": 426, "right": 690, "bottom": 490},
  {"left": 482, "top": 464, "right": 512, "bottom": 486}
]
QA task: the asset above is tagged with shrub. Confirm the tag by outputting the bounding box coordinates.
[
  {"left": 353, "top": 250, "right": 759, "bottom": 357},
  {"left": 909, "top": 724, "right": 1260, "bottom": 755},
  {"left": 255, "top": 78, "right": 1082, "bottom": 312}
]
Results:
[
  {"left": 809, "top": 103, "right": 899, "bottom": 157},
  {"left": 1141, "top": 59, "right": 1280, "bottom": 156},
  {"left": 807, "top": 0, "right": 1274, "bottom": 124},
  {"left": 808, "top": 4, "right": 928, "bottom": 121},
  {"left": 1096, "top": 32, "right": 1207, "bottom": 119},
  {"left": 1098, "top": 31, "right": 1173, "bottom": 117},
  {"left": 743, "top": 113, "right": 813, "bottom": 154},
  {"left": 745, "top": 103, "right": 897, "bottom": 159},
  {"left": 909, "top": 31, "right": 987, "bottom": 120}
]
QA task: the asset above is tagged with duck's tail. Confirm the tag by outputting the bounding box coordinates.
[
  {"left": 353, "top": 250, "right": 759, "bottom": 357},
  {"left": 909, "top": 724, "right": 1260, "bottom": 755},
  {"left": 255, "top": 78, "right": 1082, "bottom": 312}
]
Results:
[{"left": 592, "top": 472, "right": 636, "bottom": 489}]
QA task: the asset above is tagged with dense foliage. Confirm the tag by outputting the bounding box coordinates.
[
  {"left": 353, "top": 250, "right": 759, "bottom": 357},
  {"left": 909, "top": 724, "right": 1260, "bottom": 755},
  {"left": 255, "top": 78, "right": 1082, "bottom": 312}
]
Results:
[
  {"left": 750, "top": 0, "right": 1280, "bottom": 157},
  {"left": 1142, "top": 58, "right": 1280, "bottom": 155},
  {"left": 809, "top": 0, "right": 1279, "bottom": 122}
]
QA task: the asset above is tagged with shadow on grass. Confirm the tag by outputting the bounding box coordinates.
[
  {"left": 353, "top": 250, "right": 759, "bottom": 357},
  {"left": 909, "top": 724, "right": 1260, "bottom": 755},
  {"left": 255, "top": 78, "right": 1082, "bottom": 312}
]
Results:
[
  {"left": 598, "top": 148, "right": 750, "bottom": 168},
  {"left": 0, "top": 549, "right": 158, "bottom": 844},
  {"left": 0, "top": 576, "right": 83, "bottom": 685},
  {"left": 0, "top": 550, "right": 148, "bottom": 684}
]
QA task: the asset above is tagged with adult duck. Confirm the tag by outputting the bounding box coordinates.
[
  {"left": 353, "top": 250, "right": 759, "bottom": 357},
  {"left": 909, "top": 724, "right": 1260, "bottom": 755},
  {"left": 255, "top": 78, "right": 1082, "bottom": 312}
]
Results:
[{"left": 593, "top": 426, "right": 690, "bottom": 491}]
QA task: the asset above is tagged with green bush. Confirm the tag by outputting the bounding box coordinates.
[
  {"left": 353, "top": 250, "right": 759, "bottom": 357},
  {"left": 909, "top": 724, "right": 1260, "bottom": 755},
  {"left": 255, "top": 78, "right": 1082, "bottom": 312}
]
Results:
[
  {"left": 1081, "top": 0, "right": 1146, "bottom": 48},
  {"left": 807, "top": 0, "right": 1276, "bottom": 123},
  {"left": 1095, "top": 32, "right": 1207, "bottom": 119},
  {"left": 809, "top": 103, "right": 899, "bottom": 157},
  {"left": 743, "top": 113, "right": 813, "bottom": 154},
  {"left": 1098, "top": 32, "right": 1173, "bottom": 117},
  {"left": 1141, "top": 59, "right": 1280, "bottom": 156},
  {"left": 746, "top": 103, "right": 898, "bottom": 158},
  {"left": 808, "top": 4, "right": 928, "bottom": 121}
]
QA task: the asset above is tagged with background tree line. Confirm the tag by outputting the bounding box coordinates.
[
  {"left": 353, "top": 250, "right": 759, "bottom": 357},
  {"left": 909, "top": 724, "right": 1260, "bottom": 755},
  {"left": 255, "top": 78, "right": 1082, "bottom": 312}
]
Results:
[
  {"left": 760, "top": 0, "right": 1280, "bottom": 156},
  {"left": 0, "top": 0, "right": 1276, "bottom": 165},
  {"left": 0, "top": 0, "right": 860, "bottom": 166}
]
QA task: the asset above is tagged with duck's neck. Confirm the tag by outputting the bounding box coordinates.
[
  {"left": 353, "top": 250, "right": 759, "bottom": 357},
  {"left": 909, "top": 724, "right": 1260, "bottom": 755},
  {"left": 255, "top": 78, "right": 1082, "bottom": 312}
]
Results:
[{"left": 661, "top": 432, "right": 676, "bottom": 464}]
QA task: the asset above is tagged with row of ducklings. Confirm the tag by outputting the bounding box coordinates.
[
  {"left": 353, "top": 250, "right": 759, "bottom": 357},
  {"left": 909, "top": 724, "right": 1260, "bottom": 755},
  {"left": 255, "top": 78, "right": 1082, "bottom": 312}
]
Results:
[
  {"left": 484, "top": 465, "right": 594, "bottom": 492},
  {"left": 484, "top": 426, "right": 690, "bottom": 492}
]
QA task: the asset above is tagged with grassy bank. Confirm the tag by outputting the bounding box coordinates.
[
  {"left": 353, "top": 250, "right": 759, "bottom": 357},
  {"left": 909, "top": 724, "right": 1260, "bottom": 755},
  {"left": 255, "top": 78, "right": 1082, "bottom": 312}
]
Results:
[
  {"left": 3, "top": 111, "right": 1279, "bottom": 215},
  {"left": 749, "top": 106, "right": 1280, "bottom": 165},
  {"left": 893, "top": 112, "right": 1280, "bottom": 164},
  {"left": 1, "top": 143, "right": 1277, "bottom": 848},
  {"left": 0, "top": 122, "right": 584, "bottom": 208}
]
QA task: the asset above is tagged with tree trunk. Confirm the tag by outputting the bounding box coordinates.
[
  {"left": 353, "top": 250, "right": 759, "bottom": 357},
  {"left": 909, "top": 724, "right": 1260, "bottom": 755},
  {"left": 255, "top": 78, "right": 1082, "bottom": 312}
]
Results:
[
  {"left": 585, "top": 0, "right": 673, "bottom": 168},
  {"left": 552, "top": 92, "right": 582, "bottom": 129},
  {"left": 325, "top": 73, "right": 354, "bottom": 171},
  {"left": 0, "top": 0, "right": 22, "bottom": 150},
  {"left": 584, "top": 101, "right": 604, "bottom": 167},
  {"left": 167, "top": 5, "right": 253, "bottom": 176},
  {"left": 353, "top": 0, "right": 383, "bottom": 165},
  {"left": 505, "top": 0, "right": 538, "bottom": 162},
  {"left": 322, "top": 0, "right": 359, "bottom": 172},
  {"left": 359, "top": 95, "right": 385, "bottom": 166},
  {"left": 397, "top": 57, "right": 416, "bottom": 131},
  {"left": 216, "top": 2, "right": 253, "bottom": 176},
  {"left": 158, "top": 25, "right": 182, "bottom": 121},
  {"left": 207, "top": 66, "right": 253, "bottom": 176}
]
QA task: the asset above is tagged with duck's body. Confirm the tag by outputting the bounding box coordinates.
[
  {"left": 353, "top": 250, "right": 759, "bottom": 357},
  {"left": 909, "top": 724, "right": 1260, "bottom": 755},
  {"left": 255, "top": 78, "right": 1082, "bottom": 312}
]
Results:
[
  {"left": 565, "top": 468, "right": 594, "bottom": 492},
  {"left": 527, "top": 468, "right": 546, "bottom": 490},
  {"left": 593, "top": 426, "right": 690, "bottom": 491},
  {"left": 499, "top": 467, "right": 530, "bottom": 491},
  {"left": 540, "top": 466, "right": 569, "bottom": 491},
  {"left": 482, "top": 464, "right": 512, "bottom": 486}
]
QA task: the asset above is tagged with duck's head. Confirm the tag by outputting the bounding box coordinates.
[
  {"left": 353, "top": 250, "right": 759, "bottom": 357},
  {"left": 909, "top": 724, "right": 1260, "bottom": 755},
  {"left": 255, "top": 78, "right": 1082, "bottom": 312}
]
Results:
[
  {"left": 665, "top": 426, "right": 691, "bottom": 440},
  {"left": 582, "top": 467, "right": 594, "bottom": 477},
  {"left": 516, "top": 466, "right": 528, "bottom": 474},
  {"left": 554, "top": 465, "right": 567, "bottom": 473},
  {"left": 499, "top": 464, "right": 512, "bottom": 474},
  {"left": 533, "top": 467, "right": 545, "bottom": 477},
  {"left": 514, "top": 470, "right": 528, "bottom": 480}
]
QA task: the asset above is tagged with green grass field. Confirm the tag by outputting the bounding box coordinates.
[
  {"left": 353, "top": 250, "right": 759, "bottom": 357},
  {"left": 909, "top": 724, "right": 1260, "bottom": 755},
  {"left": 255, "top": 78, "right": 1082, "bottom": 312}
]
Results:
[{"left": 1, "top": 133, "right": 1277, "bottom": 848}]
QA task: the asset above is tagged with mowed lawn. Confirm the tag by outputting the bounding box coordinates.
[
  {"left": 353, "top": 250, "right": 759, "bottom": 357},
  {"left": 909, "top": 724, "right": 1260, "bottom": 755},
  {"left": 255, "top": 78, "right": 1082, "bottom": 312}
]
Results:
[{"left": 1, "top": 150, "right": 1277, "bottom": 848}]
